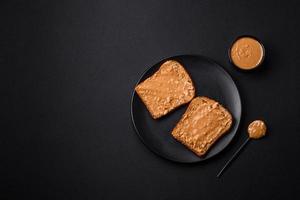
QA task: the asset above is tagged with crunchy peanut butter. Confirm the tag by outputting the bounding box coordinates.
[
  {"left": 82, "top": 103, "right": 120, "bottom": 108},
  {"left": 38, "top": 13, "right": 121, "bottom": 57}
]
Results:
[
  {"left": 248, "top": 120, "right": 267, "bottom": 139},
  {"left": 171, "top": 97, "right": 232, "bottom": 156},
  {"left": 135, "top": 60, "right": 195, "bottom": 119},
  {"left": 230, "top": 37, "right": 264, "bottom": 70}
]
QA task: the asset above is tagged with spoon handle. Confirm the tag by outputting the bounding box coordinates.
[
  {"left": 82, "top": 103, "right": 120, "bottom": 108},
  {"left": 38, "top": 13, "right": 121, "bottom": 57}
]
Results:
[{"left": 217, "top": 137, "right": 250, "bottom": 178}]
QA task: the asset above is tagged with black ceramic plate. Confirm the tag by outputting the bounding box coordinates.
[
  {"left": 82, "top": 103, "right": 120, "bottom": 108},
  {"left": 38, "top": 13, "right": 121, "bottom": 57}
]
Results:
[{"left": 131, "top": 55, "right": 241, "bottom": 163}]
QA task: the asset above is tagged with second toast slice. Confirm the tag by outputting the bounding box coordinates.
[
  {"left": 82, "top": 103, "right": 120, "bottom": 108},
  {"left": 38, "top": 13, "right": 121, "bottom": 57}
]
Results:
[{"left": 171, "top": 97, "right": 233, "bottom": 156}]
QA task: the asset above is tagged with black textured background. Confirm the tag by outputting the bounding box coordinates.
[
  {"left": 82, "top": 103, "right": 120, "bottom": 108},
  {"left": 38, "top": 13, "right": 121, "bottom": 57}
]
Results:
[{"left": 1, "top": 0, "right": 299, "bottom": 199}]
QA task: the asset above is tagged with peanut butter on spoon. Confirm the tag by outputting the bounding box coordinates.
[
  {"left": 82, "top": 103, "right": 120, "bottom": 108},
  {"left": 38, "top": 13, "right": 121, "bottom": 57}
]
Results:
[
  {"left": 248, "top": 120, "right": 267, "bottom": 139},
  {"left": 217, "top": 120, "right": 267, "bottom": 177}
]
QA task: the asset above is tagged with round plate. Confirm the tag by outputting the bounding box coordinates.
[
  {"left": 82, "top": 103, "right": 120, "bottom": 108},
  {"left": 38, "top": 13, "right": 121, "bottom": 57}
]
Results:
[{"left": 131, "top": 55, "right": 241, "bottom": 163}]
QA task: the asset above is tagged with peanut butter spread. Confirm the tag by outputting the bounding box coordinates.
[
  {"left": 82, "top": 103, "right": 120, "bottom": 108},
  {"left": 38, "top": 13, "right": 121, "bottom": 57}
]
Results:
[
  {"left": 135, "top": 60, "right": 195, "bottom": 119},
  {"left": 171, "top": 97, "right": 233, "bottom": 156},
  {"left": 230, "top": 37, "right": 264, "bottom": 70},
  {"left": 248, "top": 120, "right": 267, "bottom": 139}
]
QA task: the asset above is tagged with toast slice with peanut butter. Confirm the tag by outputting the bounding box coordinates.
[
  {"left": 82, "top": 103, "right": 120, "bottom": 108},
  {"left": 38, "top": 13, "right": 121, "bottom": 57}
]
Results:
[
  {"left": 171, "top": 97, "right": 232, "bottom": 156},
  {"left": 135, "top": 60, "right": 195, "bottom": 119}
]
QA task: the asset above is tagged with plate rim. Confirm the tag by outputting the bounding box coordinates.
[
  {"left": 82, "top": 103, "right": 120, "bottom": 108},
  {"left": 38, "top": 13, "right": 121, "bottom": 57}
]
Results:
[{"left": 130, "top": 54, "right": 242, "bottom": 163}]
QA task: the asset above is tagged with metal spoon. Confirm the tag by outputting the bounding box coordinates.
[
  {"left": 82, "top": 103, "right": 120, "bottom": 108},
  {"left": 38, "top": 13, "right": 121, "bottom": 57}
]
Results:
[{"left": 217, "top": 120, "right": 267, "bottom": 178}]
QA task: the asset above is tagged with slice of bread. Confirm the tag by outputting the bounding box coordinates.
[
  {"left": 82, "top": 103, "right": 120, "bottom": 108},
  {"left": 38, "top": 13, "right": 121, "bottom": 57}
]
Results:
[
  {"left": 171, "top": 97, "right": 232, "bottom": 156},
  {"left": 135, "top": 60, "right": 195, "bottom": 119}
]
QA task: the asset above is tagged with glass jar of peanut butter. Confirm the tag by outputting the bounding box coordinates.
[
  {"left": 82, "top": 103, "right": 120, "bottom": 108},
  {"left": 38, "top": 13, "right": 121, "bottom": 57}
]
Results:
[{"left": 229, "top": 36, "right": 265, "bottom": 70}]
